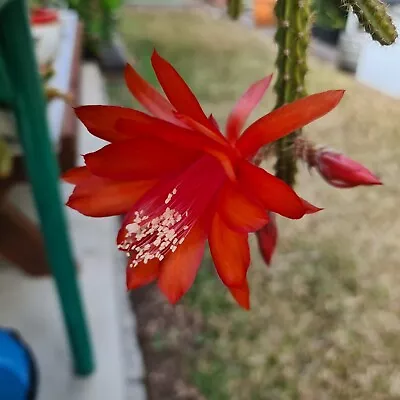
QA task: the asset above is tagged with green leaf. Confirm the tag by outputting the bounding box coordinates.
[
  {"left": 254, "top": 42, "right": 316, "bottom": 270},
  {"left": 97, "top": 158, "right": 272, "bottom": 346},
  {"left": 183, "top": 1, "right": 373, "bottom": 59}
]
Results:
[{"left": 101, "top": 0, "right": 121, "bottom": 10}]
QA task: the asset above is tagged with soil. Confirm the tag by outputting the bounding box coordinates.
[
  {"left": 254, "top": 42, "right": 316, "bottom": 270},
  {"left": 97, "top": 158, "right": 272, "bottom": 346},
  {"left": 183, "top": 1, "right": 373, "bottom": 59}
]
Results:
[{"left": 130, "top": 285, "right": 206, "bottom": 400}]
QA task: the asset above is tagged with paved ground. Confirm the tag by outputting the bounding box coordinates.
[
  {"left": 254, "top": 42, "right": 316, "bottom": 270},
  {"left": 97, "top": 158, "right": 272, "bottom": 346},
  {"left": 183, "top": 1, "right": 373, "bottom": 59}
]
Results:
[{"left": 0, "top": 63, "right": 146, "bottom": 400}]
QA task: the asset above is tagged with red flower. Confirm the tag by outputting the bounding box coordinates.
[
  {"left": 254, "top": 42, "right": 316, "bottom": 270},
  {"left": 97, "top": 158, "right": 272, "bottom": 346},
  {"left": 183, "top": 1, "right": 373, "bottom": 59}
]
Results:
[
  {"left": 64, "top": 50, "right": 343, "bottom": 309},
  {"left": 314, "top": 149, "right": 382, "bottom": 188},
  {"left": 256, "top": 212, "right": 278, "bottom": 266}
]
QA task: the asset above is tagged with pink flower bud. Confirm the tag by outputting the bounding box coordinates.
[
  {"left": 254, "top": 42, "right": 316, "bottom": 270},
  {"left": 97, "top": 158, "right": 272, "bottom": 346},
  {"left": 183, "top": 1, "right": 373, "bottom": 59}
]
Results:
[
  {"left": 256, "top": 212, "right": 278, "bottom": 266},
  {"left": 315, "top": 150, "right": 382, "bottom": 188},
  {"left": 295, "top": 137, "right": 382, "bottom": 188}
]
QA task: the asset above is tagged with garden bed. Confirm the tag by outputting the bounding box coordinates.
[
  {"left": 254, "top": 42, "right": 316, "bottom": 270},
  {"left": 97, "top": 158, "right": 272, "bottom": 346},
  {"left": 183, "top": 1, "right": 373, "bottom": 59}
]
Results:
[
  {"left": 130, "top": 284, "right": 205, "bottom": 400},
  {"left": 108, "top": 7, "right": 400, "bottom": 400}
]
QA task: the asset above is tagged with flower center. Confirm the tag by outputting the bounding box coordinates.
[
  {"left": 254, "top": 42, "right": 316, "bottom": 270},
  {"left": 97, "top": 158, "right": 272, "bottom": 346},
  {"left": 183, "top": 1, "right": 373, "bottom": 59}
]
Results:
[{"left": 118, "top": 154, "right": 227, "bottom": 267}]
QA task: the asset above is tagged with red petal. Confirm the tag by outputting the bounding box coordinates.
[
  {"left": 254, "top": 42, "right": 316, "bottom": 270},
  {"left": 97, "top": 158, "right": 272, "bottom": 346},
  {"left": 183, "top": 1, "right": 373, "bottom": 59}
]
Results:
[
  {"left": 208, "top": 114, "right": 220, "bottom": 131},
  {"left": 238, "top": 161, "right": 307, "bottom": 219},
  {"left": 209, "top": 212, "right": 250, "bottom": 287},
  {"left": 237, "top": 90, "right": 345, "bottom": 158},
  {"left": 62, "top": 166, "right": 91, "bottom": 184},
  {"left": 67, "top": 179, "right": 157, "bottom": 217},
  {"left": 115, "top": 117, "right": 230, "bottom": 156},
  {"left": 256, "top": 212, "right": 278, "bottom": 266},
  {"left": 217, "top": 183, "right": 268, "bottom": 233},
  {"left": 226, "top": 75, "right": 272, "bottom": 143},
  {"left": 84, "top": 138, "right": 199, "bottom": 181},
  {"left": 124, "top": 63, "right": 177, "bottom": 123},
  {"left": 151, "top": 50, "right": 217, "bottom": 132},
  {"left": 75, "top": 105, "right": 154, "bottom": 142},
  {"left": 174, "top": 113, "right": 227, "bottom": 146},
  {"left": 301, "top": 198, "right": 323, "bottom": 214},
  {"left": 228, "top": 280, "right": 250, "bottom": 309},
  {"left": 158, "top": 223, "right": 207, "bottom": 304},
  {"left": 173, "top": 113, "right": 236, "bottom": 180},
  {"left": 126, "top": 258, "right": 160, "bottom": 290},
  {"left": 68, "top": 173, "right": 113, "bottom": 198}
]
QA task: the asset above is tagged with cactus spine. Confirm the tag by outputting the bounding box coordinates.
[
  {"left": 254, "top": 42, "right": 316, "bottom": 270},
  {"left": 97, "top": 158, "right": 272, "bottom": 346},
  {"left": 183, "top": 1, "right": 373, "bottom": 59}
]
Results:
[
  {"left": 273, "top": 0, "right": 312, "bottom": 186},
  {"left": 344, "top": 0, "right": 398, "bottom": 45}
]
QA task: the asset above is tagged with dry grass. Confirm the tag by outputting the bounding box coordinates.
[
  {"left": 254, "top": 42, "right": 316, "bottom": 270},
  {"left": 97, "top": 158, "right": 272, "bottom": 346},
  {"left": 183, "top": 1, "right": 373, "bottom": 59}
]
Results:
[{"left": 111, "top": 8, "right": 400, "bottom": 399}]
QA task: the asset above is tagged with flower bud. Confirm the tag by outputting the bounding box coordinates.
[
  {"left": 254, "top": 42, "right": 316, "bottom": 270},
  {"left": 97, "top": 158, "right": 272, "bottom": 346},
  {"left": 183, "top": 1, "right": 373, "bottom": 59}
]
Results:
[
  {"left": 314, "top": 149, "right": 382, "bottom": 188},
  {"left": 295, "top": 137, "right": 382, "bottom": 188}
]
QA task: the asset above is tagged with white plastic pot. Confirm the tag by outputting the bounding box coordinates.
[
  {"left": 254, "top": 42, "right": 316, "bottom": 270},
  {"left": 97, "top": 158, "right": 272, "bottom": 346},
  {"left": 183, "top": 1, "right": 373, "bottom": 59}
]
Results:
[{"left": 30, "top": 9, "right": 62, "bottom": 67}]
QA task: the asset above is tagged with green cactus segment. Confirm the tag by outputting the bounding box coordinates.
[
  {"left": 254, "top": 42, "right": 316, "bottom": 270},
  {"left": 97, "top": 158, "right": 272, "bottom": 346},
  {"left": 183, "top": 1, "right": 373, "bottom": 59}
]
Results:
[
  {"left": 273, "top": 0, "right": 312, "bottom": 186},
  {"left": 345, "top": 0, "right": 398, "bottom": 45},
  {"left": 227, "top": 0, "right": 244, "bottom": 20}
]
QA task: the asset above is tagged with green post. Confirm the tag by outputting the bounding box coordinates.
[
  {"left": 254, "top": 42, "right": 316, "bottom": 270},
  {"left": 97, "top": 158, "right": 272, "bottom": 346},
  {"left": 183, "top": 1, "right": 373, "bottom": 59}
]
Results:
[{"left": 0, "top": 0, "right": 95, "bottom": 375}]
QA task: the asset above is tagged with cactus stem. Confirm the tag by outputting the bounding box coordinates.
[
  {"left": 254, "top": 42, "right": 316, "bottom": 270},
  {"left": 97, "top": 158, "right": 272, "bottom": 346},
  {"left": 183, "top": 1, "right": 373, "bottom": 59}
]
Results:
[
  {"left": 272, "top": 0, "right": 312, "bottom": 186},
  {"left": 344, "top": 0, "right": 398, "bottom": 45}
]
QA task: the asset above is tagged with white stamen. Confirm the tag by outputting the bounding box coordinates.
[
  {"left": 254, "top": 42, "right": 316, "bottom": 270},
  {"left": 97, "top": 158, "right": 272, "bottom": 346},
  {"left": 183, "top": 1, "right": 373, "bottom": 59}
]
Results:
[{"left": 120, "top": 187, "right": 195, "bottom": 267}]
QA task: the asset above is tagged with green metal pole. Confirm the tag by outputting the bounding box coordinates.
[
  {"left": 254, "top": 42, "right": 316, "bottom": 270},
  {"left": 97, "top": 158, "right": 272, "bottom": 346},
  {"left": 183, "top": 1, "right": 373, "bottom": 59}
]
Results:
[{"left": 0, "top": 0, "right": 95, "bottom": 376}]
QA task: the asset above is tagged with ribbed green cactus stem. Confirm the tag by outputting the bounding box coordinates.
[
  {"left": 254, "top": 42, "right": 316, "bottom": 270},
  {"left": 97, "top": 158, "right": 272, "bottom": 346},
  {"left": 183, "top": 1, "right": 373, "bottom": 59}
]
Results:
[
  {"left": 227, "top": 0, "right": 243, "bottom": 20},
  {"left": 344, "top": 0, "right": 398, "bottom": 45},
  {"left": 273, "top": 0, "right": 312, "bottom": 186}
]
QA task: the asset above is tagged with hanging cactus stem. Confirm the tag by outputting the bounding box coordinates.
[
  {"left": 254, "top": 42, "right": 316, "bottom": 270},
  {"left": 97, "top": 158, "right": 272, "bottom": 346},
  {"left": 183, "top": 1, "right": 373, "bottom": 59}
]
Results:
[
  {"left": 273, "top": 0, "right": 312, "bottom": 186},
  {"left": 270, "top": 0, "right": 397, "bottom": 186},
  {"left": 344, "top": 0, "right": 398, "bottom": 45}
]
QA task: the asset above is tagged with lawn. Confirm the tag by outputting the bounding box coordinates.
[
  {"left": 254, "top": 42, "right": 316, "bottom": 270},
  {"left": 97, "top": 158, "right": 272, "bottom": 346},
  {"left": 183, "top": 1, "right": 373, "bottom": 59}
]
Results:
[{"left": 108, "top": 7, "right": 400, "bottom": 400}]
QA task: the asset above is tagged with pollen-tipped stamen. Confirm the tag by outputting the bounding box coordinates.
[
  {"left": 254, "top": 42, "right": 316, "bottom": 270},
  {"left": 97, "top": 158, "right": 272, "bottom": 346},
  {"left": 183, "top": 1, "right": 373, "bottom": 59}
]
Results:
[{"left": 118, "top": 154, "right": 228, "bottom": 267}]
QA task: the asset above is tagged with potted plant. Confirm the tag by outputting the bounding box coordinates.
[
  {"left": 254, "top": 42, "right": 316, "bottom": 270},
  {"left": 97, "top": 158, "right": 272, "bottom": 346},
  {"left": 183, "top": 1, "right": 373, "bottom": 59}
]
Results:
[
  {"left": 312, "top": 0, "right": 348, "bottom": 45},
  {"left": 0, "top": 139, "right": 12, "bottom": 179},
  {"left": 29, "top": 1, "right": 62, "bottom": 67},
  {"left": 253, "top": 0, "right": 277, "bottom": 26}
]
